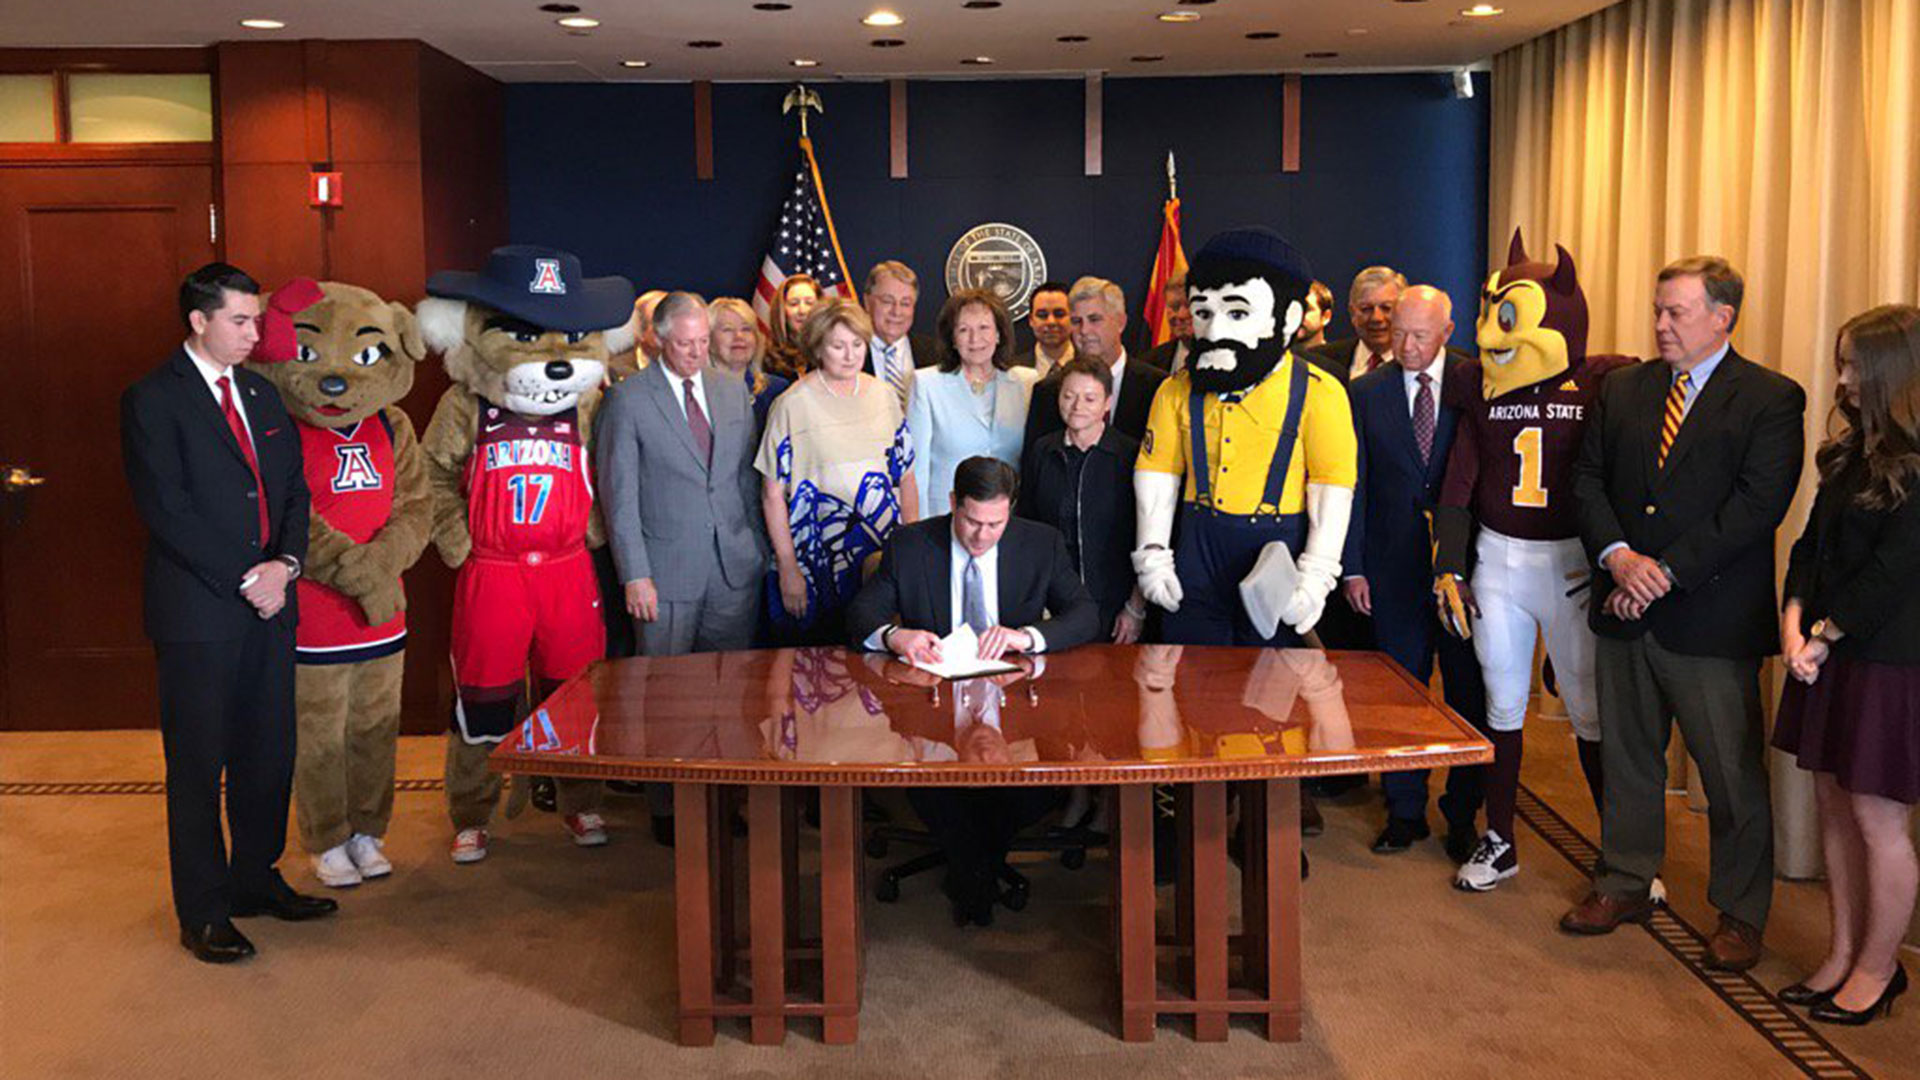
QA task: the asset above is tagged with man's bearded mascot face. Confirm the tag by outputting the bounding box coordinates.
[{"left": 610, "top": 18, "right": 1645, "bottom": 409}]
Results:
[{"left": 1186, "top": 228, "right": 1315, "bottom": 397}]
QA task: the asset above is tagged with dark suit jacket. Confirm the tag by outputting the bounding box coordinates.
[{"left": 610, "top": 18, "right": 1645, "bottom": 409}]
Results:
[
  {"left": 1343, "top": 359, "right": 1467, "bottom": 617},
  {"left": 864, "top": 331, "right": 940, "bottom": 378},
  {"left": 1140, "top": 339, "right": 1185, "bottom": 372},
  {"left": 1783, "top": 455, "right": 1920, "bottom": 665},
  {"left": 1018, "top": 427, "right": 1140, "bottom": 630},
  {"left": 1303, "top": 337, "right": 1363, "bottom": 386},
  {"left": 846, "top": 516, "right": 1100, "bottom": 652},
  {"left": 1574, "top": 348, "right": 1805, "bottom": 657},
  {"left": 121, "top": 348, "right": 310, "bottom": 642},
  {"left": 1025, "top": 357, "right": 1167, "bottom": 446}
]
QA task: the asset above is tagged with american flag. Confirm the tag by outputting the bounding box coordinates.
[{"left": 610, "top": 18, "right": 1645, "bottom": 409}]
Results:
[{"left": 752, "top": 136, "right": 856, "bottom": 335}]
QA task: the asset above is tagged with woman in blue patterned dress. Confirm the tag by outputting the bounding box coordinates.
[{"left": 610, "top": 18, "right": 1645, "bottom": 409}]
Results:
[{"left": 757, "top": 299, "right": 919, "bottom": 645}]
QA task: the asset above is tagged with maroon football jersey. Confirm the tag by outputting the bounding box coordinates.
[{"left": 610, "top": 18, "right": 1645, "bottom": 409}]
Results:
[
  {"left": 462, "top": 400, "right": 593, "bottom": 557},
  {"left": 1439, "top": 354, "right": 1638, "bottom": 541}
]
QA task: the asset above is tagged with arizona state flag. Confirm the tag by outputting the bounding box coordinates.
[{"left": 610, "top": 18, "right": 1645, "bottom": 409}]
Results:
[{"left": 1142, "top": 195, "right": 1188, "bottom": 348}]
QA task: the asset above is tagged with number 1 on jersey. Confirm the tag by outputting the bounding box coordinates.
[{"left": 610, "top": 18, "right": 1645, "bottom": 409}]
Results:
[
  {"left": 507, "top": 473, "right": 553, "bottom": 524},
  {"left": 1512, "top": 426, "right": 1548, "bottom": 508}
]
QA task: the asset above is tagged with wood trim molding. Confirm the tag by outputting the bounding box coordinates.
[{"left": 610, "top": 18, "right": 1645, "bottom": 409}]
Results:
[
  {"left": 888, "top": 79, "right": 907, "bottom": 179},
  {"left": 1282, "top": 73, "right": 1301, "bottom": 173},
  {"left": 1084, "top": 73, "right": 1103, "bottom": 177},
  {"left": 693, "top": 80, "right": 714, "bottom": 180}
]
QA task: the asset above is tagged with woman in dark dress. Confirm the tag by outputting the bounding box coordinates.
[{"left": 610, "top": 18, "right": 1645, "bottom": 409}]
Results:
[
  {"left": 1017, "top": 357, "right": 1145, "bottom": 643},
  {"left": 1773, "top": 303, "right": 1920, "bottom": 1025}
]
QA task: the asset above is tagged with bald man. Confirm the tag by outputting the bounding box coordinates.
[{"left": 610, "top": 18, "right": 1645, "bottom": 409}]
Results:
[{"left": 1339, "top": 286, "right": 1487, "bottom": 858}]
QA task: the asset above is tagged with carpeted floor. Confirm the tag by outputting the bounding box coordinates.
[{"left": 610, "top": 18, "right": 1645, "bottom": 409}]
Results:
[{"left": 1, "top": 718, "right": 1911, "bottom": 1079}]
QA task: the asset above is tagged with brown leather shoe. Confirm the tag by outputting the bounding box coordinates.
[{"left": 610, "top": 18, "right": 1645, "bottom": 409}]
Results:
[
  {"left": 1558, "top": 889, "right": 1657, "bottom": 935},
  {"left": 1705, "top": 915, "right": 1763, "bottom": 971}
]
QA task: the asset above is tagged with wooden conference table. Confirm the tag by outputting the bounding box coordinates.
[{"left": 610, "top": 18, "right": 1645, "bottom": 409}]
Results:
[{"left": 491, "top": 645, "right": 1489, "bottom": 1046}]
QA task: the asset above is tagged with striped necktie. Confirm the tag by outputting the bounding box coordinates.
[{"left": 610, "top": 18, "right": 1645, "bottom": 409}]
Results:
[
  {"left": 1657, "top": 370, "right": 1692, "bottom": 468},
  {"left": 882, "top": 342, "right": 907, "bottom": 407}
]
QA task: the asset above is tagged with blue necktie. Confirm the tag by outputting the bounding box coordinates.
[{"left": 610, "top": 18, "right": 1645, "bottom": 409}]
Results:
[{"left": 962, "top": 556, "right": 989, "bottom": 633}]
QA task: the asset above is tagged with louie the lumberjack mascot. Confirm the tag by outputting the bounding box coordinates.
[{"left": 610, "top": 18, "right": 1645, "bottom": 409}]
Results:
[
  {"left": 418, "top": 246, "right": 635, "bottom": 865},
  {"left": 1432, "top": 231, "right": 1638, "bottom": 894},
  {"left": 1134, "top": 227, "right": 1358, "bottom": 649}
]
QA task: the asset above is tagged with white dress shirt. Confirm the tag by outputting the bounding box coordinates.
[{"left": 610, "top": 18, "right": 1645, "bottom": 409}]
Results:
[
  {"left": 1106, "top": 351, "right": 1128, "bottom": 421},
  {"left": 185, "top": 340, "right": 252, "bottom": 442},
  {"left": 1032, "top": 340, "right": 1074, "bottom": 379},
  {"left": 661, "top": 365, "right": 710, "bottom": 423}
]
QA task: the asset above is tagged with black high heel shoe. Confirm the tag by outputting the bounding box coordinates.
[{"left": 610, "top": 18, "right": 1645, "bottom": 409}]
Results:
[
  {"left": 1810, "top": 965, "right": 1907, "bottom": 1026},
  {"left": 1777, "top": 980, "right": 1839, "bottom": 1008}
]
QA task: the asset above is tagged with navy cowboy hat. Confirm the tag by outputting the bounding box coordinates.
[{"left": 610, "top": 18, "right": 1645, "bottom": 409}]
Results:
[{"left": 426, "top": 245, "right": 636, "bottom": 333}]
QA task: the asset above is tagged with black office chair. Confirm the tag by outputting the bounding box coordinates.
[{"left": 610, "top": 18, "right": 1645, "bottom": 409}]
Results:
[{"left": 864, "top": 813, "right": 1103, "bottom": 907}]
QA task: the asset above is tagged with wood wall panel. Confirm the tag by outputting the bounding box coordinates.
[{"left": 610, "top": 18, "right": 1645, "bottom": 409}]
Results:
[
  {"left": 214, "top": 42, "right": 308, "bottom": 164},
  {"left": 219, "top": 161, "right": 326, "bottom": 288}
]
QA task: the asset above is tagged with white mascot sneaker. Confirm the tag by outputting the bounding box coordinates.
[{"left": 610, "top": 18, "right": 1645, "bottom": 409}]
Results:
[
  {"left": 312, "top": 843, "right": 363, "bottom": 888},
  {"left": 451, "top": 827, "right": 490, "bottom": 864},
  {"left": 346, "top": 833, "right": 392, "bottom": 879}
]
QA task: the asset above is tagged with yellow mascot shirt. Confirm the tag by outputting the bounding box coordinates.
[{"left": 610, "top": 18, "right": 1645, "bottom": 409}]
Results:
[{"left": 1137, "top": 354, "right": 1357, "bottom": 515}]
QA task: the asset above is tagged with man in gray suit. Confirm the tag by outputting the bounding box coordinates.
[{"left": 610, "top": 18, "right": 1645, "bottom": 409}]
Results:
[{"left": 596, "top": 291, "right": 768, "bottom": 658}]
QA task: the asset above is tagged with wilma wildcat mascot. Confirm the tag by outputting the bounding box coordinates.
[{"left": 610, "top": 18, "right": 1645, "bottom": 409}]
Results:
[
  {"left": 246, "top": 278, "right": 430, "bottom": 888},
  {"left": 417, "top": 246, "right": 635, "bottom": 864}
]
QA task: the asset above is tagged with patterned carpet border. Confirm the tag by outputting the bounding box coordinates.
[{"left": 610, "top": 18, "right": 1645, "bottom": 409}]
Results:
[{"left": 1517, "top": 784, "right": 1873, "bottom": 1080}]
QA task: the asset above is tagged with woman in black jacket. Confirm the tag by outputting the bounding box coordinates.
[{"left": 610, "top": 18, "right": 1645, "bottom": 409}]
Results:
[
  {"left": 1018, "top": 357, "right": 1146, "bottom": 643},
  {"left": 1773, "top": 304, "right": 1920, "bottom": 1025}
]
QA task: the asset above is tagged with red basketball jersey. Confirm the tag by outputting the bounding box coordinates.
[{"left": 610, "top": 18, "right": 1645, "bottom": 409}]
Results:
[
  {"left": 294, "top": 413, "right": 406, "bottom": 662},
  {"left": 1440, "top": 354, "right": 1637, "bottom": 540},
  {"left": 463, "top": 400, "right": 593, "bottom": 557}
]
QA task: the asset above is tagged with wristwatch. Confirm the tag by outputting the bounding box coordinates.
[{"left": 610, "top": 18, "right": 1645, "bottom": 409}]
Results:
[
  {"left": 277, "top": 553, "right": 303, "bottom": 580},
  {"left": 1808, "top": 618, "right": 1832, "bottom": 642}
]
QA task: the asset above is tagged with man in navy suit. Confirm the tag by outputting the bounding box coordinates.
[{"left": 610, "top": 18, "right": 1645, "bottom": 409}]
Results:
[
  {"left": 122, "top": 263, "right": 334, "bottom": 964},
  {"left": 1340, "top": 286, "right": 1490, "bottom": 860}
]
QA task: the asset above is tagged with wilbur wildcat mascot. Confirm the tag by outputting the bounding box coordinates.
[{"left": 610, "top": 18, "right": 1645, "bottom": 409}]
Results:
[
  {"left": 1431, "top": 230, "right": 1640, "bottom": 894},
  {"left": 1133, "top": 227, "right": 1358, "bottom": 646},
  {"left": 417, "top": 245, "right": 636, "bottom": 865},
  {"left": 246, "top": 278, "right": 431, "bottom": 888}
]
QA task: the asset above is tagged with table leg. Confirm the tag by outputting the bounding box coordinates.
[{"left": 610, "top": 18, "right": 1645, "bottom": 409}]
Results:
[
  {"left": 1115, "top": 784, "right": 1156, "bottom": 1042},
  {"left": 1185, "top": 781, "right": 1230, "bottom": 1042},
  {"left": 747, "top": 786, "right": 787, "bottom": 1045},
  {"left": 673, "top": 782, "right": 715, "bottom": 1047},
  {"left": 714, "top": 786, "right": 737, "bottom": 992},
  {"left": 819, "top": 786, "right": 861, "bottom": 1045},
  {"left": 1261, "top": 779, "right": 1303, "bottom": 1041}
]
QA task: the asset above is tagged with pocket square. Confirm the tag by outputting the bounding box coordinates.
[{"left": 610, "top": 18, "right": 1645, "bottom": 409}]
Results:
[{"left": 262, "top": 427, "right": 282, "bottom": 437}]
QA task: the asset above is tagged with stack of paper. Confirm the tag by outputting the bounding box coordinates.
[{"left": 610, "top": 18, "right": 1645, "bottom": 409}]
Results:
[{"left": 910, "top": 624, "right": 1020, "bottom": 680}]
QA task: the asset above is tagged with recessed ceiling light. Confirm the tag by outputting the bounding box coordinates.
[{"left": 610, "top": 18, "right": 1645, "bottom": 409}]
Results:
[
  {"left": 1347, "top": 27, "right": 1371, "bottom": 35},
  {"left": 687, "top": 40, "right": 723, "bottom": 48},
  {"left": 620, "top": 59, "right": 650, "bottom": 68},
  {"left": 538, "top": 3, "right": 580, "bottom": 11},
  {"left": 1131, "top": 55, "right": 1166, "bottom": 63},
  {"left": 962, "top": 1, "right": 1002, "bottom": 8},
  {"left": 1178, "top": 0, "right": 1218, "bottom": 5},
  {"left": 863, "top": 10, "right": 904, "bottom": 27},
  {"left": 556, "top": 16, "right": 599, "bottom": 28},
  {"left": 1460, "top": 4, "right": 1504, "bottom": 15},
  {"left": 1304, "top": 51, "right": 1340, "bottom": 59},
  {"left": 791, "top": 58, "right": 819, "bottom": 67},
  {"left": 1057, "top": 34, "right": 1090, "bottom": 43},
  {"left": 960, "top": 56, "right": 994, "bottom": 65},
  {"left": 871, "top": 38, "right": 906, "bottom": 48},
  {"left": 1158, "top": 11, "right": 1202, "bottom": 22},
  {"left": 753, "top": 2, "right": 792, "bottom": 9},
  {"left": 1245, "top": 30, "right": 1280, "bottom": 40},
  {"left": 238, "top": 18, "right": 286, "bottom": 29}
]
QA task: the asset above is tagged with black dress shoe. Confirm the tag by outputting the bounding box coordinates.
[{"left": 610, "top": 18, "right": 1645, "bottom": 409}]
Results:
[
  {"left": 1810, "top": 965, "right": 1907, "bottom": 1025},
  {"left": 1301, "top": 794, "right": 1325, "bottom": 837},
  {"left": 1371, "top": 817, "right": 1432, "bottom": 854},
  {"left": 1777, "top": 980, "right": 1840, "bottom": 1008},
  {"left": 1443, "top": 817, "right": 1478, "bottom": 864},
  {"left": 530, "top": 776, "right": 558, "bottom": 813},
  {"left": 181, "top": 920, "right": 256, "bottom": 964},
  {"left": 231, "top": 884, "right": 339, "bottom": 922}
]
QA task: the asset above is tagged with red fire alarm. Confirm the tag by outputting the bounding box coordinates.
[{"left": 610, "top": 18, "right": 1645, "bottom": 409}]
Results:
[{"left": 308, "top": 170, "right": 344, "bottom": 208}]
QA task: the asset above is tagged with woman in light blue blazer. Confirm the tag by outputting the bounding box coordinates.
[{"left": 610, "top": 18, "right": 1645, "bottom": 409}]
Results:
[{"left": 908, "top": 288, "right": 1038, "bottom": 517}]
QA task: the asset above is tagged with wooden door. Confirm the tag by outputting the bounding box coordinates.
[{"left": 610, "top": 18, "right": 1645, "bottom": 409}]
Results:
[{"left": 0, "top": 164, "right": 216, "bottom": 729}]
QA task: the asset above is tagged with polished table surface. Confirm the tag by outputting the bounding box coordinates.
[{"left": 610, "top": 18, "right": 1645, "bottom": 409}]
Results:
[
  {"left": 491, "top": 645, "right": 1490, "bottom": 785},
  {"left": 490, "top": 646, "right": 1491, "bottom": 1046}
]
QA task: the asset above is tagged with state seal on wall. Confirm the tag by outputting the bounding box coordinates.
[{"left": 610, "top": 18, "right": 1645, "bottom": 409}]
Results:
[{"left": 944, "top": 223, "right": 1047, "bottom": 320}]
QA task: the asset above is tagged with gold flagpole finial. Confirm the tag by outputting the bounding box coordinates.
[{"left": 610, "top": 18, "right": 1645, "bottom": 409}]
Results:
[{"left": 782, "top": 84, "right": 825, "bottom": 139}]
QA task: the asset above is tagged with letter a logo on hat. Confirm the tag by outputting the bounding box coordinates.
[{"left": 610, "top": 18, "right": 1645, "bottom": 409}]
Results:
[{"left": 528, "top": 258, "right": 568, "bottom": 295}]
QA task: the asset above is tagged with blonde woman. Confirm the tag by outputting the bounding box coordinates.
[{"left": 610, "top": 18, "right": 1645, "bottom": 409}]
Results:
[
  {"left": 709, "top": 296, "right": 790, "bottom": 427},
  {"left": 765, "top": 274, "right": 822, "bottom": 381}
]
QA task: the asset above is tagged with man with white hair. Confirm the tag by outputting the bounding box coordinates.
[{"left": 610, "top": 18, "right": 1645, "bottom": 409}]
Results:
[
  {"left": 1305, "top": 265, "right": 1409, "bottom": 383},
  {"left": 1025, "top": 276, "right": 1168, "bottom": 446},
  {"left": 863, "top": 261, "right": 939, "bottom": 412}
]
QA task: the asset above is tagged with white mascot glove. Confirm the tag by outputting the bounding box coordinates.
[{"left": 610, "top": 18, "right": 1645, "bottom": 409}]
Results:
[
  {"left": 1133, "top": 471, "right": 1184, "bottom": 612},
  {"left": 1275, "top": 482, "right": 1354, "bottom": 634}
]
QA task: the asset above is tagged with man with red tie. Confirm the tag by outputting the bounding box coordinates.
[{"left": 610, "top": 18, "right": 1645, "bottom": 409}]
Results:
[
  {"left": 1304, "top": 265, "right": 1408, "bottom": 385},
  {"left": 121, "top": 262, "right": 334, "bottom": 964}
]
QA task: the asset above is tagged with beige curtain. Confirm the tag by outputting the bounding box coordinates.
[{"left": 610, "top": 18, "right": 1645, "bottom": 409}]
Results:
[{"left": 1490, "top": 0, "right": 1920, "bottom": 939}]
